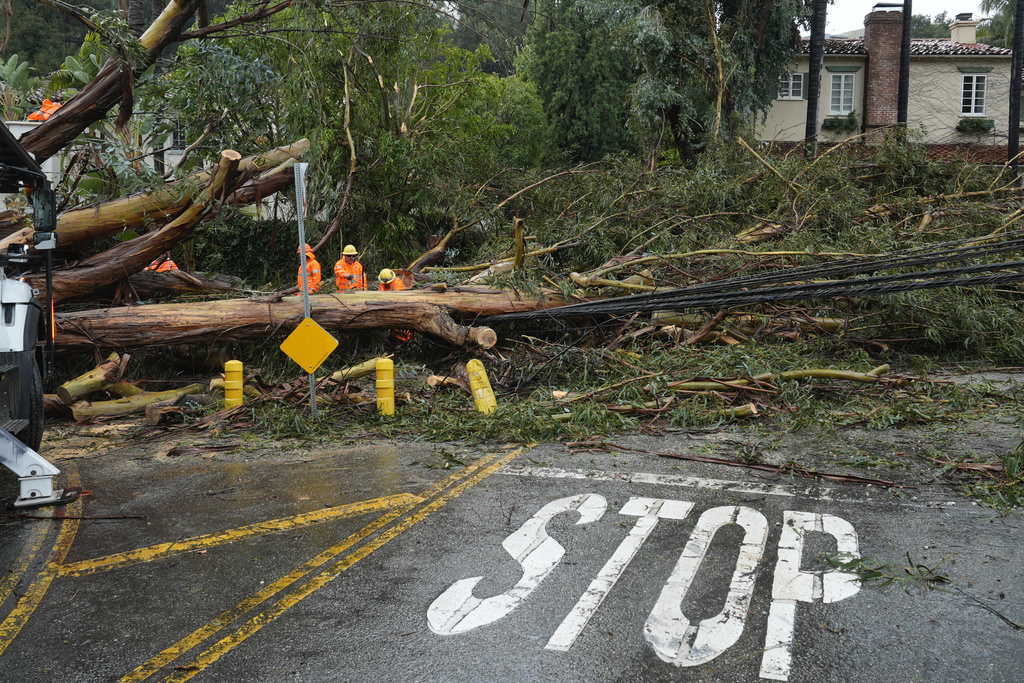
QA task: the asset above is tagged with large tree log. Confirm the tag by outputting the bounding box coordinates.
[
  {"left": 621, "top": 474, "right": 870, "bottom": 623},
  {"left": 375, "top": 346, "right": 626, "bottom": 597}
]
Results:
[
  {"left": 128, "top": 270, "right": 243, "bottom": 298},
  {"left": 1, "top": 140, "right": 308, "bottom": 253},
  {"left": 54, "top": 287, "right": 577, "bottom": 353},
  {"left": 27, "top": 150, "right": 242, "bottom": 303},
  {"left": 22, "top": 0, "right": 208, "bottom": 162}
]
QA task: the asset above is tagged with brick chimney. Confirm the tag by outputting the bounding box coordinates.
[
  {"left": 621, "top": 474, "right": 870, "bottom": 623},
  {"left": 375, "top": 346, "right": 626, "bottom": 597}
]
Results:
[
  {"left": 950, "top": 13, "right": 979, "bottom": 44},
  {"left": 863, "top": 8, "right": 903, "bottom": 130}
]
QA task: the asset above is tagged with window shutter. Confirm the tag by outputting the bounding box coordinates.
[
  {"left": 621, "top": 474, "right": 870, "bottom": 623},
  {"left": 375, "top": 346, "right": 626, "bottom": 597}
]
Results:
[
  {"left": 769, "top": 77, "right": 779, "bottom": 100},
  {"left": 801, "top": 73, "right": 809, "bottom": 100}
]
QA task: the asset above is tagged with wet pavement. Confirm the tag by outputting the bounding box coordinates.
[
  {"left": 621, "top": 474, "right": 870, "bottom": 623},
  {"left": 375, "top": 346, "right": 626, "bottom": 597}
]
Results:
[{"left": 0, "top": 426, "right": 1022, "bottom": 682}]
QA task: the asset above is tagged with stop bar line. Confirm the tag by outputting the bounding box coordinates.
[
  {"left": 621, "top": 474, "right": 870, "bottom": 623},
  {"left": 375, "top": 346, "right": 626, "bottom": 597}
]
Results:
[{"left": 500, "top": 465, "right": 958, "bottom": 508}]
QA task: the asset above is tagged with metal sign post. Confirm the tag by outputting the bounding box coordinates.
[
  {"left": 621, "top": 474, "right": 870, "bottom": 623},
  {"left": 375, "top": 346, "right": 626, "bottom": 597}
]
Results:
[{"left": 293, "top": 162, "right": 318, "bottom": 418}]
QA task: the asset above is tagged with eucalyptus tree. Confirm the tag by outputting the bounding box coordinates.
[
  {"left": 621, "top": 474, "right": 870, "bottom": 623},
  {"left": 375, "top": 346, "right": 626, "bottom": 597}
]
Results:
[
  {"left": 160, "top": 0, "right": 549, "bottom": 271},
  {"left": 522, "top": 0, "right": 636, "bottom": 163},
  {"left": 601, "top": 0, "right": 808, "bottom": 164}
]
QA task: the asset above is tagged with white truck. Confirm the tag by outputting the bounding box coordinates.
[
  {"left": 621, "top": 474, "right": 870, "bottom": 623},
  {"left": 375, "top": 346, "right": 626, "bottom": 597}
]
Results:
[{"left": 0, "top": 122, "right": 79, "bottom": 509}]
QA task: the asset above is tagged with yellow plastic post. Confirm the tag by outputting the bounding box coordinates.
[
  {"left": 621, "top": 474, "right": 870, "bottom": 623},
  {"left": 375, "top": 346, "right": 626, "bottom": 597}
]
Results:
[
  {"left": 376, "top": 358, "right": 395, "bottom": 415},
  {"left": 224, "top": 360, "right": 243, "bottom": 408},
  {"left": 466, "top": 359, "right": 497, "bottom": 414}
]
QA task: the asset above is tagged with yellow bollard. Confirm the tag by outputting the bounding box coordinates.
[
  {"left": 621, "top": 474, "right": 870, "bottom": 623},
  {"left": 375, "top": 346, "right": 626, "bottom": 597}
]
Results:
[
  {"left": 224, "top": 360, "right": 244, "bottom": 408},
  {"left": 376, "top": 358, "right": 395, "bottom": 415},
  {"left": 467, "top": 359, "right": 497, "bottom": 414}
]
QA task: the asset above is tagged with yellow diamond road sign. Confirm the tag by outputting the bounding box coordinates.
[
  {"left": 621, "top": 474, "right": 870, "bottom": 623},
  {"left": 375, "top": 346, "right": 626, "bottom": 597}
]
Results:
[{"left": 280, "top": 317, "right": 339, "bottom": 373}]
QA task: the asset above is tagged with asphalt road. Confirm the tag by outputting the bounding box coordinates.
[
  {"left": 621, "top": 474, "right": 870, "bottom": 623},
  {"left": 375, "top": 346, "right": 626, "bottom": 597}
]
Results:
[{"left": 0, "top": 428, "right": 1021, "bottom": 682}]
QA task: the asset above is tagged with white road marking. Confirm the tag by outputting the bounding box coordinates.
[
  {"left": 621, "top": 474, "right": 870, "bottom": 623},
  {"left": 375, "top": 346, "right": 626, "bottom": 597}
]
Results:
[
  {"left": 502, "top": 465, "right": 959, "bottom": 507},
  {"left": 545, "top": 497, "right": 695, "bottom": 652},
  {"left": 644, "top": 506, "right": 770, "bottom": 666},
  {"left": 759, "top": 511, "right": 860, "bottom": 681},
  {"left": 427, "top": 493, "right": 607, "bottom": 635}
]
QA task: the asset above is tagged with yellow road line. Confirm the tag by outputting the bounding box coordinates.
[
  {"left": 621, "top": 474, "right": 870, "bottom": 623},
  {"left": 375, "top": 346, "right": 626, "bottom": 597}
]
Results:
[
  {"left": 58, "top": 493, "right": 422, "bottom": 578},
  {"left": 0, "top": 509, "right": 52, "bottom": 606},
  {"left": 0, "top": 472, "right": 82, "bottom": 658},
  {"left": 121, "top": 448, "right": 523, "bottom": 683},
  {"left": 160, "top": 447, "right": 525, "bottom": 683}
]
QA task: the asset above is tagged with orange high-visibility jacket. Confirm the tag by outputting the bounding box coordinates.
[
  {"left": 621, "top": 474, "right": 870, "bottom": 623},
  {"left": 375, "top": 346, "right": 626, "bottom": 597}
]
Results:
[
  {"left": 335, "top": 259, "right": 366, "bottom": 290},
  {"left": 27, "top": 99, "right": 62, "bottom": 121},
  {"left": 297, "top": 254, "right": 322, "bottom": 294},
  {"left": 379, "top": 278, "right": 411, "bottom": 341},
  {"left": 145, "top": 257, "right": 179, "bottom": 273}
]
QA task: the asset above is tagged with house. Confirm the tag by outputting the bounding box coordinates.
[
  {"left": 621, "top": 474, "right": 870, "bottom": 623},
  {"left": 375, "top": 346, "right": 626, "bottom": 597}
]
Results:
[{"left": 756, "top": 9, "right": 1014, "bottom": 160}]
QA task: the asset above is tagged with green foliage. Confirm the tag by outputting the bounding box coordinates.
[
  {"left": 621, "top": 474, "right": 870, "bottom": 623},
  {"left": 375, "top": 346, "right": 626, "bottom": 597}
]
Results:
[
  {"left": 1, "top": 0, "right": 114, "bottom": 75},
  {"left": 825, "top": 552, "right": 952, "bottom": 593},
  {"left": 601, "top": 0, "right": 808, "bottom": 159},
  {"left": 910, "top": 13, "right": 952, "bottom": 38},
  {"left": 157, "top": 2, "right": 551, "bottom": 278},
  {"left": 521, "top": 0, "right": 636, "bottom": 162},
  {"left": 0, "top": 53, "right": 40, "bottom": 119}
]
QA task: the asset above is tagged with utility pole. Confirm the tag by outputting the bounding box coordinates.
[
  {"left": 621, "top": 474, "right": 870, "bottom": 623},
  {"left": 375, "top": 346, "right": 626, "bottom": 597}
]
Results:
[
  {"left": 804, "top": 0, "right": 828, "bottom": 157},
  {"left": 1010, "top": 0, "right": 1024, "bottom": 180},
  {"left": 897, "top": 0, "right": 912, "bottom": 126}
]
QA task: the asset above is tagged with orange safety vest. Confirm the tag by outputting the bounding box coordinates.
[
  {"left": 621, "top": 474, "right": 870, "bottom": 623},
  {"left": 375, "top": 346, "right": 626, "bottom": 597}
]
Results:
[
  {"left": 27, "top": 99, "right": 62, "bottom": 121},
  {"left": 335, "top": 259, "right": 366, "bottom": 290},
  {"left": 297, "top": 254, "right": 321, "bottom": 294},
  {"left": 145, "top": 257, "right": 179, "bottom": 273},
  {"left": 379, "top": 278, "right": 411, "bottom": 341}
]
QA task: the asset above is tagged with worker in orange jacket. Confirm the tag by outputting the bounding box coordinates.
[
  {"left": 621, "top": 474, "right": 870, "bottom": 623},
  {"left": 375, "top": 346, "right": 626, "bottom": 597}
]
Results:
[
  {"left": 379, "top": 269, "right": 413, "bottom": 342},
  {"left": 334, "top": 244, "right": 366, "bottom": 290},
  {"left": 297, "top": 243, "right": 321, "bottom": 294},
  {"left": 144, "top": 251, "right": 179, "bottom": 272},
  {"left": 377, "top": 268, "right": 406, "bottom": 292},
  {"left": 27, "top": 99, "right": 61, "bottom": 121}
]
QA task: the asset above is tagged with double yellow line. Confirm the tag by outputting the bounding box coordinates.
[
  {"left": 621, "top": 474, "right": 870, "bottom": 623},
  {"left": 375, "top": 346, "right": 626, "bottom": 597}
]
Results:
[
  {"left": 0, "top": 472, "right": 82, "bottom": 657},
  {"left": 1, "top": 447, "right": 525, "bottom": 680},
  {"left": 125, "top": 445, "right": 525, "bottom": 682}
]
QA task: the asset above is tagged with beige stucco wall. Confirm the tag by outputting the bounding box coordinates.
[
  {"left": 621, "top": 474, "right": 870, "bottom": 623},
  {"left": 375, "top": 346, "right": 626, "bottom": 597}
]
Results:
[
  {"left": 907, "top": 58, "right": 1011, "bottom": 145},
  {"left": 754, "top": 56, "right": 867, "bottom": 143},
  {"left": 755, "top": 55, "right": 1015, "bottom": 146}
]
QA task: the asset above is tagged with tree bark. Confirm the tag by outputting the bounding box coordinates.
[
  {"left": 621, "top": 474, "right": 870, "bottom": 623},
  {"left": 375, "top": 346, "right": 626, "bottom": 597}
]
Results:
[
  {"left": 22, "top": 0, "right": 208, "bottom": 162},
  {"left": 56, "top": 351, "right": 123, "bottom": 403},
  {"left": 128, "top": 270, "right": 243, "bottom": 298},
  {"left": 72, "top": 383, "right": 204, "bottom": 422},
  {"left": 27, "top": 149, "right": 242, "bottom": 304},
  {"left": 1, "top": 140, "right": 308, "bottom": 253},
  {"left": 54, "top": 287, "right": 575, "bottom": 353}
]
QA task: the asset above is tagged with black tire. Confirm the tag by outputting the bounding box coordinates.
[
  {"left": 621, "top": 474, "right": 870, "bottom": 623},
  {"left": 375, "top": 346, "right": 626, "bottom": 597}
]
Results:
[{"left": 15, "top": 359, "right": 43, "bottom": 452}]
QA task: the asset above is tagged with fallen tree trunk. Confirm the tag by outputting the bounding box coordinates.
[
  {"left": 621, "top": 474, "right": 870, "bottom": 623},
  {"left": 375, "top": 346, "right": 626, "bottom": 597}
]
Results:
[
  {"left": 128, "top": 270, "right": 243, "bottom": 298},
  {"left": 54, "top": 287, "right": 577, "bottom": 353},
  {"left": 22, "top": 0, "right": 208, "bottom": 162},
  {"left": 1, "top": 140, "right": 308, "bottom": 253},
  {"left": 28, "top": 149, "right": 243, "bottom": 304}
]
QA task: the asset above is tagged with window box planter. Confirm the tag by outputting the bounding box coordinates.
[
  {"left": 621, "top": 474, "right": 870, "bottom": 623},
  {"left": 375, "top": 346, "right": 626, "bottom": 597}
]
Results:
[
  {"left": 957, "top": 118, "right": 994, "bottom": 133},
  {"left": 822, "top": 114, "right": 858, "bottom": 131}
]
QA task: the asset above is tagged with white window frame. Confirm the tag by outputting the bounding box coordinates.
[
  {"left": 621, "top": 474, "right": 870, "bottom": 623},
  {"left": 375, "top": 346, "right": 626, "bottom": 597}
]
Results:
[
  {"left": 777, "top": 73, "right": 804, "bottom": 100},
  {"left": 961, "top": 74, "right": 987, "bottom": 116},
  {"left": 829, "top": 73, "right": 855, "bottom": 115}
]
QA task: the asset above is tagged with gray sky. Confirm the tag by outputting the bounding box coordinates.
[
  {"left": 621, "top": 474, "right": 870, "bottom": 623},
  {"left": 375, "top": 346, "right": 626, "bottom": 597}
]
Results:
[{"left": 825, "top": 1, "right": 987, "bottom": 34}]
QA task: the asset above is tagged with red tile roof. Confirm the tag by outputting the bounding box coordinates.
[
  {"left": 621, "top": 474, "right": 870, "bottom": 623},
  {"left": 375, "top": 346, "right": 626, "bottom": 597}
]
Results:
[{"left": 802, "top": 38, "right": 1011, "bottom": 57}]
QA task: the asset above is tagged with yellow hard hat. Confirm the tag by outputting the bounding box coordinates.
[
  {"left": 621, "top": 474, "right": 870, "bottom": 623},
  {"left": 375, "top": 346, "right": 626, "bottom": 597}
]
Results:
[
  {"left": 379, "top": 268, "right": 396, "bottom": 283},
  {"left": 343, "top": 244, "right": 358, "bottom": 256}
]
